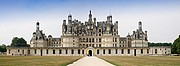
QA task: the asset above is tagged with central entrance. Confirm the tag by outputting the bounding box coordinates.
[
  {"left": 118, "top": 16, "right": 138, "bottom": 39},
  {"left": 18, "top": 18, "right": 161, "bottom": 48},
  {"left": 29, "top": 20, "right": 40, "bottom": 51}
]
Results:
[{"left": 88, "top": 50, "right": 93, "bottom": 56}]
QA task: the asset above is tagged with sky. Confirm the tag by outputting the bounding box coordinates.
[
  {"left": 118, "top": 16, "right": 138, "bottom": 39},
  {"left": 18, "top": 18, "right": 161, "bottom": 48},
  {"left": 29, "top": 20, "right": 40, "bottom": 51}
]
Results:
[{"left": 0, "top": 0, "right": 180, "bottom": 45}]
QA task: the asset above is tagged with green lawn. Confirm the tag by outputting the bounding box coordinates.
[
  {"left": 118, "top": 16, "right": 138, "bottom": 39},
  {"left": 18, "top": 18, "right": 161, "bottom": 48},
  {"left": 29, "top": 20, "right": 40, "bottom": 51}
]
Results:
[
  {"left": 0, "top": 56, "right": 81, "bottom": 66},
  {"left": 99, "top": 56, "right": 180, "bottom": 66}
]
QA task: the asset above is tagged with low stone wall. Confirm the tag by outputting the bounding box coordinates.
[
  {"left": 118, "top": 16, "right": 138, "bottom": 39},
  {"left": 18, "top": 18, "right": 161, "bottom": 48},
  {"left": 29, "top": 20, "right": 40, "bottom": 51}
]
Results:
[{"left": 6, "top": 46, "right": 171, "bottom": 56}]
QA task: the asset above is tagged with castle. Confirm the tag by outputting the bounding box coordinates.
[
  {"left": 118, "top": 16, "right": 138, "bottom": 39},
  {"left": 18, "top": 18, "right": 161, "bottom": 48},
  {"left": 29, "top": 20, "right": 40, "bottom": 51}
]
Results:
[{"left": 7, "top": 11, "right": 171, "bottom": 56}]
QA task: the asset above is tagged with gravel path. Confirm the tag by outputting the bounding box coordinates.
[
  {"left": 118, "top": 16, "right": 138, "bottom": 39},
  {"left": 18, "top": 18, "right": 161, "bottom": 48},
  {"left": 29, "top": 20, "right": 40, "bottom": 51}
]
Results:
[{"left": 68, "top": 56, "right": 115, "bottom": 66}]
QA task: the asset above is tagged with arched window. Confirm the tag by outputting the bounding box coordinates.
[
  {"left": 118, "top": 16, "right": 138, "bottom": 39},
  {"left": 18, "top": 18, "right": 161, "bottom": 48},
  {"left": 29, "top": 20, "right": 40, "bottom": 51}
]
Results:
[
  {"left": 53, "top": 49, "right": 55, "bottom": 54},
  {"left": 78, "top": 49, "right": 80, "bottom": 54},
  {"left": 59, "top": 49, "right": 61, "bottom": 54},
  {"left": 97, "top": 49, "right": 99, "bottom": 54},
  {"left": 71, "top": 49, "right": 74, "bottom": 54},
  {"left": 103, "top": 49, "right": 105, "bottom": 54},
  {"left": 108, "top": 49, "right": 111, "bottom": 54}
]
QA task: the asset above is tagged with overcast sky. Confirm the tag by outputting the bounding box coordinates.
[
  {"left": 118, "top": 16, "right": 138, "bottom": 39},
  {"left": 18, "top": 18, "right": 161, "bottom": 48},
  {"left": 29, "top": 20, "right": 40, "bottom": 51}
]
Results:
[{"left": 0, "top": 0, "right": 180, "bottom": 45}]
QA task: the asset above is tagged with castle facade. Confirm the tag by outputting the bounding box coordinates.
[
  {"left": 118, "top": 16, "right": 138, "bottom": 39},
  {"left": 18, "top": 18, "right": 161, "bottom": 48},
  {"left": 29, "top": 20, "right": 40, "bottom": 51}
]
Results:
[{"left": 7, "top": 11, "right": 171, "bottom": 56}]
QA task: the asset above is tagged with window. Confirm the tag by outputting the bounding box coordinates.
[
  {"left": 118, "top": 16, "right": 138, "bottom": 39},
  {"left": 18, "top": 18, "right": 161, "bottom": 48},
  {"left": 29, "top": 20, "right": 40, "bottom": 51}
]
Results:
[
  {"left": 28, "top": 50, "right": 30, "bottom": 54},
  {"left": 97, "top": 49, "right": 99, "bottom": 54},
  {"left": 128, "top": 49, "right": 130, "bottom": 54},
  {"left": 99, "top": 29, "right": 101, "bottom": 32},
  {"left": 113, "top": 38, "right": 114, "bottom": 42},
  {"left": 22, "top": 50, "right": 24, "bottom": 54},
  {"left": 96, "top": 44, "right": 98, "bottom": 47},
  {"left": 71, "top": 49, "right": 74, "bottom": 54},
  {"left": 103, "top": 49, "right": 105, "bottom": 54},
  {"left": 82, "top": 50, "right": 84, "bottom": 54},
  {"left": 147, "top": 49, "right": 149, "bottom": 54},
  {"left": 115, "top": 49, "right": 118, "bottom": 54},
  {"left": 66, "top": 49, "right": 68, "bottom": 54},
  {"left": 47, "top": 49, "right": 49, "bottom": 54},
  {"left": 86, "top": 44, "right": 88, "bottom": 47},
  {"left": 83, "top": 38, "right": 85, "bottom": 42},
  {"left": 9, "top": 50, "right": 11, "bottom": 54},
  {"left": 89, "top": 38, "right": 91, "bottom": 42},
  {"left": 115, "top": 38, "right": 117, "bottom": 42},
  {"left": 83, "top": 44, "right": 85, "bottom": 47},
  {"left": 155, "top": 49, "right": 157, "bottom": 54},
  {"left": 34, "top": 49, "right": 36, "bottom": 54},
  {"left": 86, "top": 38, "right": 88, "bottom": 42},
  {"left": 141, "top": 49, "right": 143, "bottom": 54},
  {"left": 99, "top": 38, "right": 101, "bottom": 42},
  {"left": 53, "top": 49, "right": 55, "bottom": 54},
  {"left": 92, "top": 38, "right": 94, "bottom": 42},
  {"left": 78, "top": 49, "right": 80, "bottom": 54},
  {"left": 99, "top": 44, "right": 101, "bottom": 47},
  {"left": 92, "top": 44, "right": 94, "bottom": 47},
  {"left": 59, "top": 49, "right": 61, "bottom": 54},
  {"left": 121, "top": 49, "right": 124, "bottom": 54},
  {"left": 108, "top": 49, "right": 111, "bottom": 54},
  {"left": 18, "top": 50, "right": 20, "bottom": 52}
]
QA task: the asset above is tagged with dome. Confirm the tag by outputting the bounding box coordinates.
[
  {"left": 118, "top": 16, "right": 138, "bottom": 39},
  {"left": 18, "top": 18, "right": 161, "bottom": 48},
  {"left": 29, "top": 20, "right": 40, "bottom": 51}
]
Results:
[{"left": 48, "top": 35, "right": 52, "bottom": 37}]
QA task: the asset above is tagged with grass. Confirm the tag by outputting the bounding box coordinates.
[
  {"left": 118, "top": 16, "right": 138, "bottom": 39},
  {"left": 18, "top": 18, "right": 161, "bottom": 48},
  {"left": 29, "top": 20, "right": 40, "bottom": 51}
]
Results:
[
  {"left": 0, "top": 56, "right": 81, "bottom": 66},
  {"left": 99, "top": 56, "right": 180, "bottom": 66}
]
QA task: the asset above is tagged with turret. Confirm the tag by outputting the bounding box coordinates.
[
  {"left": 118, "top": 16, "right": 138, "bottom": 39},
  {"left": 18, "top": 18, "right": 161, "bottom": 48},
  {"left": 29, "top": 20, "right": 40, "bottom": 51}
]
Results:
[
  {"left": 107, "top": 15, "right": 112, "bottom": 23},
  {"left": 67, "top": 14, "right": 72, "bottom": 33},
  {"left": 93, "top": 18, "right": 96, "bottom": 25},
  {"left": 138, "top": 21, "right": 142, "bottom": 31},
  {"left": 68, "top": 14, "right": 72, "bottom": 22},
  {"left": 89, "top": 10, "right": 92, "bottom": 20},
  {"left": 145, "top": 31, "right": 148, "bottom": 41},
  {"left": 33, "top": 32, "right": 36, "bottom": 37},
  {"left": 63, "top": 20, "right": 66, "bottom": 25},
  {"left": 36, "top": 22, "right": 40, "bottom": 31},
  {"left": 62, "top": 20, "right": 67, "bottom": 34}
]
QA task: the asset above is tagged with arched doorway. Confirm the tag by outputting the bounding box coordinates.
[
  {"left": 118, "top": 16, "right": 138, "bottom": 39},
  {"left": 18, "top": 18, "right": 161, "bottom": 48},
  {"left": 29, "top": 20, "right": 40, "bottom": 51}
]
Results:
[
  {"left": 40, "top": 49, "right": 42, "bottom": 56},
  {"left": 88, "top": 50, "right": 93, "bottom": 56},
  {"left": 134, "top": 49, "right": 136, "bottom": 56}
]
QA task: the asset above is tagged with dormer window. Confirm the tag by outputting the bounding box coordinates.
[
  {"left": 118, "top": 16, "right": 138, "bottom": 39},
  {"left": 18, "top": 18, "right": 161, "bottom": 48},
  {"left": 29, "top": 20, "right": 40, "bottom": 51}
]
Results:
[{"left": 99, "top": 29, "right": 101, "bottom": 32}]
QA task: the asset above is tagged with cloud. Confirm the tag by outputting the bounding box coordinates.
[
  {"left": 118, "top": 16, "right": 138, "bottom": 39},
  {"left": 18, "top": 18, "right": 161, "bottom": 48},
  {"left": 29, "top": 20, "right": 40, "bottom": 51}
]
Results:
[{"left": 1, "top": 0, "right": 180, "bottom": 45}]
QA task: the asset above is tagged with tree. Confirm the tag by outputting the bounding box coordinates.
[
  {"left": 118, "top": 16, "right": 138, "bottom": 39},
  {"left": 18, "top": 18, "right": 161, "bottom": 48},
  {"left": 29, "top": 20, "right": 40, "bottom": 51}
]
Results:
[
  {"left": 148, "top": 42, "right": 172, "bottom": 47},
  {"left": 11, "top": 37, "right": 30, "bottom": 47},
  {"left": 172, "top": 35, "right": 180, "bottom": 54},
  {"left": 0, "top": 44, "right": 6, "bottom": 52}
]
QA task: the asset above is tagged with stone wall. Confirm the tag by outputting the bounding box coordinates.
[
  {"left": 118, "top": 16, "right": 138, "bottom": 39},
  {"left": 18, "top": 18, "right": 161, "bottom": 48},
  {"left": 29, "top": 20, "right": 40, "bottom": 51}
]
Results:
[{"left": 7, "top": 46, "right": 171, "bottom": 56}]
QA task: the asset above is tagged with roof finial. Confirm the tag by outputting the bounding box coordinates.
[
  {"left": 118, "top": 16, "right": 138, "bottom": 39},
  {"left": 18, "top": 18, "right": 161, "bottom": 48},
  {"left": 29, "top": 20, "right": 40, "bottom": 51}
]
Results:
[
  {"left": 69, "top": 10, "right": 71, "bottom": 15},
  {"left": 109, "top": 10, "right": 111, "bottom": 16},
  {"left": 90, "top": 10, "right": 91, "bottom": 14}
]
